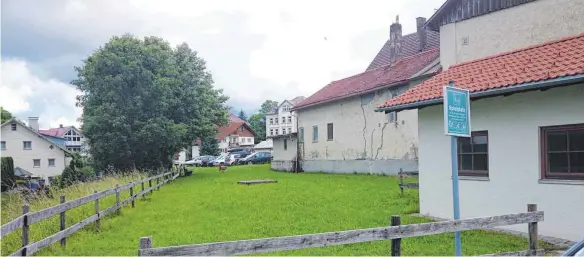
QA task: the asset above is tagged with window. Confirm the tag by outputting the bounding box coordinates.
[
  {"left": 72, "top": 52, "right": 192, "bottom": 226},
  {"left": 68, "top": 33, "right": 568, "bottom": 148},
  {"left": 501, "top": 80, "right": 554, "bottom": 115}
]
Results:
[
  {"left": 541, "top": 124, "right": 584, "bottom": 180},
  {"left": 327, "top": 123, "right": 334, "bottom": 141},
  {"left": 11, "top": 124, "right": 17, "bottom": 131},
  {"left": 23, "top": 141, "right": 32, "bottom": 150},
  {"left": 1, "top": 141, "right": 5, "bottom": 150},
  {"left": 239, "top": 126, "right": 244, "bottom": 132},
  {"left": 247, "top": 138, "right": 251, "bottom": 143},
  {"left": 313, "top": 126, "right": 318, "bottom": 142},
  {"left": 275, "top": 129, "right": 279, "bottom": 135},
  {"left": 457, "top": 131, "right": 488, "bottom": 176},
  {"left": 270, "top": 118, "right": 273, "bottom": 125},
  {"left": 270, "top": 129, "right": 274, "bottom": 136},
  {"left": 388, "top": 111, "right": 398, "bottom": 123},
  {"left": 282, "top": 128, "right": 287, "bottom": 134},
  {"left": 282, "top": 117, "right": 286, "bottom": 124},
  {"left": 284, "top": 139, "right": 288, "bottom": 150},
  {"left": 299, "top": 127, "right": 304, "bottom": 143},
  {"left": 33, "top": 159, "right": 41, "bottom": 168},
  {"left": 275, "top": 117, "right": 278, "bottom": 124},
  {"left": 48, "top": 159, "right": 56, "bottom": 167},
  {"left": 288, "top": 116, "right": 292, "bottom": 123}
]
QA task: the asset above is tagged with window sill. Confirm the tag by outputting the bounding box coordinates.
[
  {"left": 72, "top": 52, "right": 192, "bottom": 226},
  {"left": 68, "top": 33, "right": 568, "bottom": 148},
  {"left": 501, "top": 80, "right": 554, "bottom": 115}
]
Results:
[
  {"left": 33, "top": 166, "right": 40, "bottom": 168},
  {"left": 538, "top": 179, "right": 584, "bottom": 186},
  {"left": 454, "top": 176, "right": 490, "bottom": 181},
  {"left": 23, "top": 149, "right": 32, "bottom": 150}
]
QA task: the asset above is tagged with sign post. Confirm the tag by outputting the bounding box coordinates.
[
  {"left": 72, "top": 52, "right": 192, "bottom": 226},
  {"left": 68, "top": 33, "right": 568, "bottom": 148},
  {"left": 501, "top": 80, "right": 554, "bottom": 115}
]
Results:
[{"left": 443, "top": 81, "right": 471, "bottom": 257}]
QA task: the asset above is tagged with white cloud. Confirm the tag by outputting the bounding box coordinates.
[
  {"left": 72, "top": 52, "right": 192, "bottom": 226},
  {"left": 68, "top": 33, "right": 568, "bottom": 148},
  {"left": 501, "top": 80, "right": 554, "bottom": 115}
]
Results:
[{"left": 1, "top": 59, "right": 81, "bottom": 128}]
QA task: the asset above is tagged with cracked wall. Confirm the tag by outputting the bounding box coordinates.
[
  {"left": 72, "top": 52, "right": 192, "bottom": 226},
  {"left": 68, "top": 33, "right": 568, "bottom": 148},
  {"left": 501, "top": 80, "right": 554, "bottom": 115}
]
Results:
[{"left": 297, "top": 79, "right": 424, "bottom": 162}]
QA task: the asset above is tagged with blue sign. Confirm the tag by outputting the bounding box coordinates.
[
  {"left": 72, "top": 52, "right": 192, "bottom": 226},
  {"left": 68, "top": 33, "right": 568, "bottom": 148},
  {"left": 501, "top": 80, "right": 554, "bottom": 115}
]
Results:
[{"left": 443, "top": 85, "right": 471, "bottom": 137}]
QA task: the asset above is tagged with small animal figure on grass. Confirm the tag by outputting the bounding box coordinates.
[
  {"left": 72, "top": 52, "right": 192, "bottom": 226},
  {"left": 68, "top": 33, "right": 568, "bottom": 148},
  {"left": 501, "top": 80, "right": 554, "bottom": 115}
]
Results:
[{"left": 218, "top": 163, "right": 227, "bottom": 173}]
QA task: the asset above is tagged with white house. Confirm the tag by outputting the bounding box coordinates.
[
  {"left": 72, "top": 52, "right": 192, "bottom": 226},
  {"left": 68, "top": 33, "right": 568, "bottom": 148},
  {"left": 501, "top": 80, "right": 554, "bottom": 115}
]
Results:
[
  {"left": 265, "top": 96, "right": 305, "bottom": 137},
  {"left": 1, "top": 117, "right": 71, "bottom": 183},
  {"left": 290, "top": 17, "right": 441, "bottom": 175},
  {"left": 39, "top": 124, "right": 88, "bottom": 156},
  {"left": 376, "top": 0, "right": 584, "bottom": 241}
]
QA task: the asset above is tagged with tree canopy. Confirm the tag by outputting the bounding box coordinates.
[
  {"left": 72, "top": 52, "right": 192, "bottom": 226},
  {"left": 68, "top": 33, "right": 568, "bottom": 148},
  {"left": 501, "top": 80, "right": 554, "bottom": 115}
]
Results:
[
  {"left": 1, "top": 107, "right": 12, "bottom": 124},
  {"left": 237, "top": 109, "right": 247, "bottom": 122},
  {"left": 73, "top": 34, "right": 228, "bottom": 172},
  {"left": 199, "top": 138, "right": 220, "bottom": 156},
  {"left": 247, "top": 100, "right": 278, "bottom": 142}
]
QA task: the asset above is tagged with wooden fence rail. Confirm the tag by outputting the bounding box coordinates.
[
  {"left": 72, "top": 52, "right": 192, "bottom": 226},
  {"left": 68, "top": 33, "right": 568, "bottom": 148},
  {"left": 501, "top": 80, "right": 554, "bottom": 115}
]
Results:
[
  {"left": 139, "top": 204, "right": 543, "bottom": 256},
  {"left": 1, "top": 170, "right": 179, "bottom": 256},
  {"left": 398, "top": 168, "right": 419, "bottom": 194}
]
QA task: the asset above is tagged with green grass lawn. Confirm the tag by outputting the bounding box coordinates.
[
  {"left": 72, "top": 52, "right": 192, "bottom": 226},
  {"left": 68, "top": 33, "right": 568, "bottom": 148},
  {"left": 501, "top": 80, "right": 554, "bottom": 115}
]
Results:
[{"left": 13, "top": 165, "right": 543, "bottom": 256}]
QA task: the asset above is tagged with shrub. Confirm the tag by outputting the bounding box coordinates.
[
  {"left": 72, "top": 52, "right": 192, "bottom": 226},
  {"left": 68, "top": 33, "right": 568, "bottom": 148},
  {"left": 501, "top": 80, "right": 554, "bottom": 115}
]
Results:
[{"left": 1, "top": 157, "right": 15, "bottom": 192}]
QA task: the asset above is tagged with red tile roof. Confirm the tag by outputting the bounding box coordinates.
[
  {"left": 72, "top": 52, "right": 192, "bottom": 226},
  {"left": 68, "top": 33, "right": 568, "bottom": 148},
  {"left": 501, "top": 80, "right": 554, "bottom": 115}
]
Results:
[
  {"left": 378, "top": 34, "right": 584, "bottom": 109},
  {"left": 39, "top": 127, "right": 70, "bottom": 137},
  {"left": 294, "top": 48, "right": 440, "bottom": 110},
  {"left": 216, "top": 113, "right": 255, "bottom": 140}
]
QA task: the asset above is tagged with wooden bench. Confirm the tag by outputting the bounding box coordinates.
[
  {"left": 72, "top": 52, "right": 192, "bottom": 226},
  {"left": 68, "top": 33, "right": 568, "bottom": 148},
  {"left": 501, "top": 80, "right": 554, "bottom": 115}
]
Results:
[
  {"left": 398, "top": 169, "right": 419, "bottom": 194},
  {"left": 237, "top": 179, "right": 277, "bottom": 185}
]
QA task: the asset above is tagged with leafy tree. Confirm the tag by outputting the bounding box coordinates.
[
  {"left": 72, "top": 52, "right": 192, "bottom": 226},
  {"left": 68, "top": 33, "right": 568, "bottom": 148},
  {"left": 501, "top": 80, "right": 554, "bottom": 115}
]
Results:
[
  {"left": 248, "top": 113, "right": 265, "bottom": 142},
  {"left": 1, "top": 157, "right": 15, "bottom": 192},
  {"left": 199, "top": 137, "right": 220, "bottom": 156},
  {"left": 260, "top": 100, "right": 278, "bottom": 115},
  {"left": 60, "top": 166, "right": 78, "bottom": 187},
  {"left": 73, "top": 34, "right": 228, "bottom": 172},
  {"left": 238, "top": 109, "right": 247, "bottom": 122},
  {"left": 1, "top": 107, "right": 13, "bottom": 124}
]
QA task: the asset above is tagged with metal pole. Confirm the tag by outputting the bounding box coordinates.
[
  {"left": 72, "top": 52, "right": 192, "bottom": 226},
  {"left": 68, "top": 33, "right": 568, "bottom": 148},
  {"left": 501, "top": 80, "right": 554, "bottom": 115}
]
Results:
[{"left": 450, "top": 136, "right": 461, "bottom": 256}]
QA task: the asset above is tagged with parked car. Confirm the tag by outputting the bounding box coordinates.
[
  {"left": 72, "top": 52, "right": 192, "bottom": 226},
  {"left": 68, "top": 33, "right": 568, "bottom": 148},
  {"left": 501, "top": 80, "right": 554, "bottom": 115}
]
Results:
[
  {"left": 235, "top": 152, "right": 257, "bottom": 165},
  {"left": 225, "top": 154, "right": 240, "bottom": 166},
  {"left": 244, "top": 152, "right": 272, "bottom": 164},
  {"left": 184, "top": 156, "right": 201, "bottom": 166},
  {"left": 212, "top": 153, "right": 229, "bottom": 166},
  {"left": 563, "top": 237, "right": 584, "bottom": 256},
  {"left": 199, "top": 156, "right": 215, "bottom": 167}
]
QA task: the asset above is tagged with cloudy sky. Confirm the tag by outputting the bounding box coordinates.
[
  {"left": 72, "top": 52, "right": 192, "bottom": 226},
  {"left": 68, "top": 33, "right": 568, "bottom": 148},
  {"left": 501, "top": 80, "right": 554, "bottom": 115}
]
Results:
[{"left": 1, "top": 0, "right": 443, "bottom": 128}]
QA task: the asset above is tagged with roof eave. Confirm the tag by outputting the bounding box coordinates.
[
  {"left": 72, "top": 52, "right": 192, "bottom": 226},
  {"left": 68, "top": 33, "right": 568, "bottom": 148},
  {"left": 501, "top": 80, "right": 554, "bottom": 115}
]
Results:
[
  {"left": 376, "top": 74, "right": 584, "bottom": 113},
  {"left": 425, "top": 0, "right": 456, "bottom": 31}
]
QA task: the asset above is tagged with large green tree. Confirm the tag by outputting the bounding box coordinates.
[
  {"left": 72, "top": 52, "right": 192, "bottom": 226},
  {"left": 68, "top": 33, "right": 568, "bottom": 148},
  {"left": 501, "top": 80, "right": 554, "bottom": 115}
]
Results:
[
  {"left": 199, "top": 138, "right": 220, "bottom": 156},
  {"left": 1, "top": 107, "right": 12, "bottom": 124},
  {"left": 237, "top": 109, "right": 247, "bottom": 122},
  {"left": 248, "top": 100, "right": 278, "bottom": 142},
  {"left": 73, "top": 34, "right": 228, "bottom": 172}
]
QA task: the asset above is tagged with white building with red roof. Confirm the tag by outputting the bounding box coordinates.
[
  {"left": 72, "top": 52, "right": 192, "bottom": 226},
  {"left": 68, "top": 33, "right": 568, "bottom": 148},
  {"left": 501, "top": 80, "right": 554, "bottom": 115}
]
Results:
[
  {"left": 377, "top": 0, "right": 584, "bottom": 242},
  {"left": 284, "top": 17, "right": 441, "bottom": 174},
  {"left": 39, "top": 124, "right": 87, "bottom": 155}
]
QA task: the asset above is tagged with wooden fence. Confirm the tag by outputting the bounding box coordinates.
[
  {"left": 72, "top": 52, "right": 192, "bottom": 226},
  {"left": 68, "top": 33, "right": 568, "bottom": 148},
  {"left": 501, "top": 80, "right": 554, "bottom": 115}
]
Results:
[
  {"left": 1, "top": 171, "right": 180, "bottom": 256},
  {"left": 139, "top": 204, "right": 543, "bottom": 256},
  {"left": 398, "top": 168, "right": 419, "bottom": 194}
]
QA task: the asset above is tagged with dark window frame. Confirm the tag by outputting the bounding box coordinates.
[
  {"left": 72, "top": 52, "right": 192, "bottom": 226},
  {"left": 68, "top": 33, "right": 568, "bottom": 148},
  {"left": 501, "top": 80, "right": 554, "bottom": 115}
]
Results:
[
  {"left": 312, "top": 126, "right": 318, "bottom": 143},
  {"left": 299, "top": 127, "right": 304, "bottom": 143},
  {"left": 11, "top": 123, "right": 17, "bottom": 131},
  {"left": 540, "top": 123, "right": 584, "bottom": 180},
  {"left": 284, "top": 139, "right": 288, "bottom": 151},
  {"left": 327, "top": 123, "right": 334, "bottom": 141},
  {"left": 457, "top": 131, "right": 489, "bottom": 177}
]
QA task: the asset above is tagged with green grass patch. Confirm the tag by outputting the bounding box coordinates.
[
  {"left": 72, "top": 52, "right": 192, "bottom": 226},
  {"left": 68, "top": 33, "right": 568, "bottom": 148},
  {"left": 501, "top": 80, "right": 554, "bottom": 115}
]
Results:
[{"left": 2, "top": 165, "right": 547, "bottom": 255}]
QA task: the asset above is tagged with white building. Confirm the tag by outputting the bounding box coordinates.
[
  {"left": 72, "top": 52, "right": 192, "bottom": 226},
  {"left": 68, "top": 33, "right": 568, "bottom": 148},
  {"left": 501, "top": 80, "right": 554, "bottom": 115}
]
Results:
[
  {"left": 39, "top": 124, "right": 88, "bottom": 155},
  {"left": 1, "top": 117, "right": 71, "bottom": 183},
  {"left": 289, "top": 17, "right": 440, "bottom": 175},
  {"left": 265, "top": 96, "right": 305, "bottom": 137},
  {"left": 377, "top": 0, "right": 584, "bottom": 241}
]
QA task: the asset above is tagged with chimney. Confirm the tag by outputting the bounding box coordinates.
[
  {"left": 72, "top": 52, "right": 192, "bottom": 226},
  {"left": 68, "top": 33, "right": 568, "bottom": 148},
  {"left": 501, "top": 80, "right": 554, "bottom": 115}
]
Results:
[
  {"left": 389, "top": 15, "right": 403, "bottom": 63},
  {"left": 59, "top": 124, "right": 63, "bottom": 128},
  {"left": 416, "top": 17, "right": 428, "bottom": 51},
  {"left": 28, "top": 117, "right": 39, "bottom": 131}
]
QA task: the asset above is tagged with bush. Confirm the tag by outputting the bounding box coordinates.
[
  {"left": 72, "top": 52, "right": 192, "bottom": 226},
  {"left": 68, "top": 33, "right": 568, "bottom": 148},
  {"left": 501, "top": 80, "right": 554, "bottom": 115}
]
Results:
[{"left": 1, "top": 157, "right": 15, "bottom": 192}]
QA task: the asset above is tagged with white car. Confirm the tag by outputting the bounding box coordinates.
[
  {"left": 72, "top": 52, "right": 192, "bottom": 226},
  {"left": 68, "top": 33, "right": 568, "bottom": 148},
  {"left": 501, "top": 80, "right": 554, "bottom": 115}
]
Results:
[
  {"left": 212, "top": 154, "right": 239, "bottom": 166},
  {"left": 184, "top": 156, "right": 202, "bottom": 166},
  {"left": 212, "top": 153, "right": 229, "bottom": 166}
]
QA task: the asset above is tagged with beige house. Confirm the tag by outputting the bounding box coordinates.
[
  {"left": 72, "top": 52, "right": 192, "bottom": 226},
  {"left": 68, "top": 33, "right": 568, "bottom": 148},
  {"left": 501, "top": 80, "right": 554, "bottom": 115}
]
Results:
[
  {"left": 377, "top": 0, "right": 584, "bottom": 241},
  {"left": 289, "top": 17, "right": 441, "bottom": 174},
  {"left": 1, "top": 117, "right": 71, "bottom": 183}
]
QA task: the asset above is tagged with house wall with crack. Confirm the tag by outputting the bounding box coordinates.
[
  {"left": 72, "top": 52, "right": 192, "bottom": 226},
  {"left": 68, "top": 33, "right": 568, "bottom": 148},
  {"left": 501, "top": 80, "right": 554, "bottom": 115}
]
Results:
[{"left": 296, "top": 79, "right": 424, "bottom": 174}]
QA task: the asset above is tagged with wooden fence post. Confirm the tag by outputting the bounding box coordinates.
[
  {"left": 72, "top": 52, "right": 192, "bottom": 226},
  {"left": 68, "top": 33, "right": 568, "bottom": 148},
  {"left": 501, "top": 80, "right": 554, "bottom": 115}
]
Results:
[
  {"left": 141, "top": 179, "right": 146, "bottom": 200},
  {"left": 60, "top": 195, "right": 66, "bottom": 247},
  {"left": 130, "top": 183, "right": 135, "bottom": 208},
  {"left": 94, "top": 190, "right": 100, "bottom": 232},
  {"left": 528, "top": 204, "right": 538, "bottom": 255},
  {"left": 399, "top": 168, "right": 404, "bottom": 195},
  {"left": 156, "top": 177, "right": 160, "bottom": 190},
  {"left": 149, "top": 178, "right": 152, "bottom": 195},
  {"left": 391, "top": 215, "right": 401, "bottom": 256},
  {"left": 139, "top": 236, "right": 153, "bottom": 256},
  {"left": 22, "top": 204, "right": 30, "bottom": 256},
  {"left": 115, "top": 184, "right": 121, "bottom": 215}
]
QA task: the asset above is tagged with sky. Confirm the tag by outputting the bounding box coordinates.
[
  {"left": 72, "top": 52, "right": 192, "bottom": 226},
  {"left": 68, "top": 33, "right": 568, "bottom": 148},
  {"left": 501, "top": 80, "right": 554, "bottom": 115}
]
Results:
[{"left": 0, "top": 0, "right": 444, "bottom": 128}]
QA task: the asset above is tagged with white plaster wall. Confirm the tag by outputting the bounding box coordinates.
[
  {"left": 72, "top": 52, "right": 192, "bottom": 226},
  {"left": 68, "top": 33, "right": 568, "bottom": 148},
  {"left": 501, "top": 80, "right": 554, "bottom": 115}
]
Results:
[
  {"left": 266, "top": 111, "right": 297, "bottom": 136},
  {"left": 238, "top": 136, "right": 255, "bottom": 146},
  {"left": 272, "top": 137, "right": 297, "bottom": 161},
  {"left": 418, "top": 84, "right": 584, "bottom": 241},
  {"left": 1, "top": 123, "right": 67, "bottom": 179},
  {"left": 192, "top": 146, "right": 200, "bottom": 157},
  {"left": 440, "top": 0, "right": 584, "bottom": 69},
  {"left": 297, "top": 83, "right": 420, "bottom": 161}
]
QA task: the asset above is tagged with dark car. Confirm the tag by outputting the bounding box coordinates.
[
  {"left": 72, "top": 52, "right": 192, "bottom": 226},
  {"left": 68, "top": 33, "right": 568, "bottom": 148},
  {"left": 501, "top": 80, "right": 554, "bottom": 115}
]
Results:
[
  {"left": 244, "top": 152, "right": 272, "bottom": 164},
  {"left": 562, "top": 237, "right": 584, "bottom": 256},
  {"left": 200, "top": 156, "right": 215, "bottom": 167}
]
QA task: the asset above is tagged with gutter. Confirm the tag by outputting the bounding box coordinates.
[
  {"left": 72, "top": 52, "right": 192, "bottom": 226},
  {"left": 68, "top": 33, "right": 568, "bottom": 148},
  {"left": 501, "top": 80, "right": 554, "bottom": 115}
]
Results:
[{"left": 375, "top": 73, "right": 584, "bottom": 113}]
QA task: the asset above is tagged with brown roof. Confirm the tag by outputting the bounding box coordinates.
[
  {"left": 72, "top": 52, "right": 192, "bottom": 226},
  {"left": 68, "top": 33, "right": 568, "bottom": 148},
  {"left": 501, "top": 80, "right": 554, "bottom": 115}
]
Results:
[
  {"left": 378, "top": 33, "right": 584, "bottom": 110},
  {"left": 294, "top": 48, "right": 440, "bottom": 110},
  {"left": 367, "top": 30, "right": 440, "bottom": 70}
]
